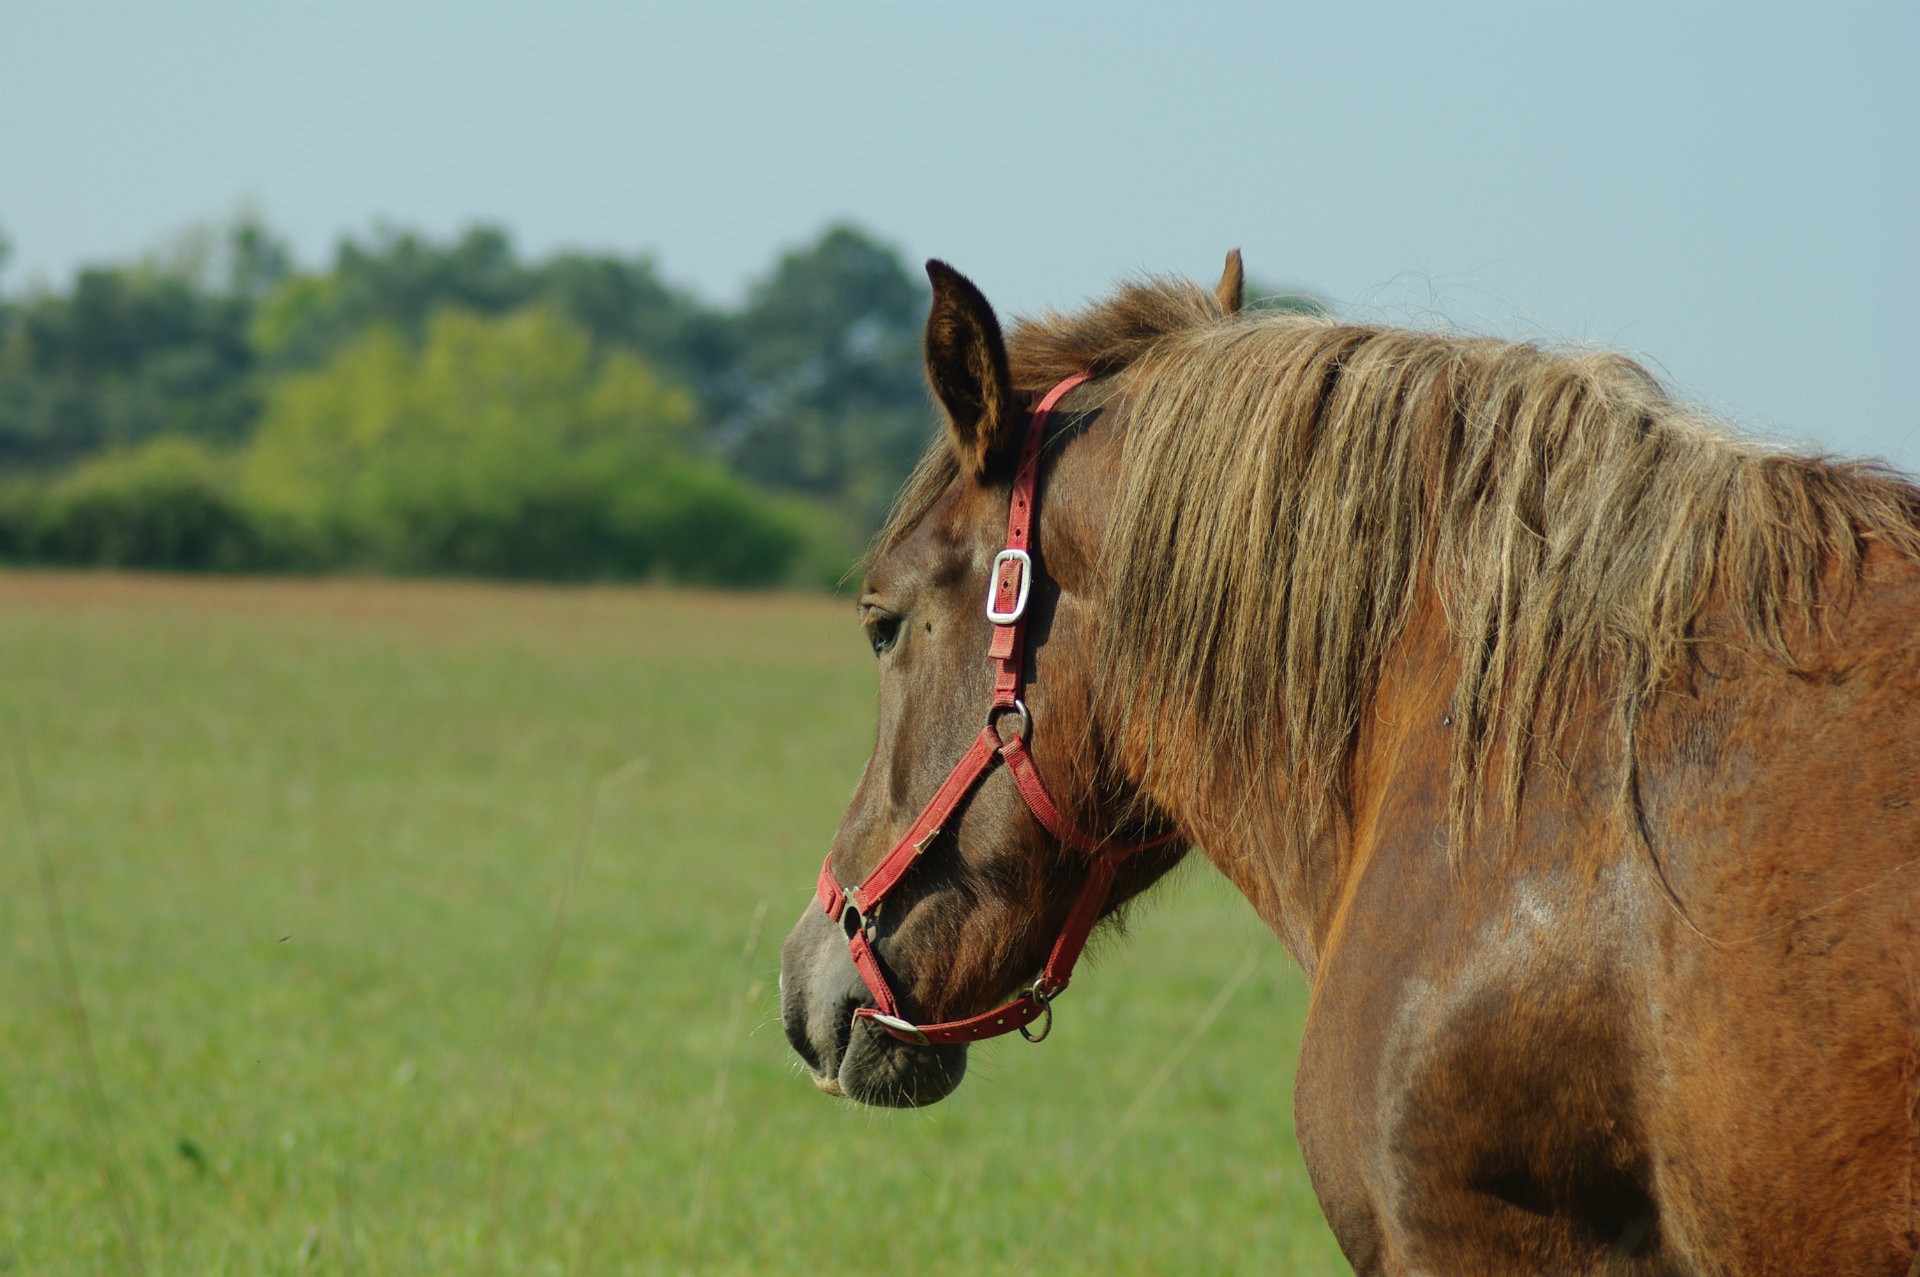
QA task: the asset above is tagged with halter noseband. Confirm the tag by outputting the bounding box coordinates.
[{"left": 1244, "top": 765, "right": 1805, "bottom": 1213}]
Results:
[{"left": 814, "top": 373, "right": 1179, "bottom": 1048}]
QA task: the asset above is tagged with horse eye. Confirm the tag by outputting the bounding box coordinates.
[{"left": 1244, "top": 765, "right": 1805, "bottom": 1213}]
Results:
[{"left": 867, "top": 615, "right": 901, "bottom": 656}]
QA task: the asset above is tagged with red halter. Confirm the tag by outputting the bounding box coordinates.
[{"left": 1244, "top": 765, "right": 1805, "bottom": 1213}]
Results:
[{"left": 815, "top": 373, "right": 1179, "bottom": 1047}]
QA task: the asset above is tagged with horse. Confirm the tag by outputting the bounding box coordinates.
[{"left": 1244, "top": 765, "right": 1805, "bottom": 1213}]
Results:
[{"left": 778, "top": 251, "right": 1920, "bottom": 1274}]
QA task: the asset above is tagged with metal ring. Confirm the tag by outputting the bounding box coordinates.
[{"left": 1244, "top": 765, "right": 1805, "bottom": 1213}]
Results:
[
  {"left": 1018, "top": 990, "right": 1054, "bottom": 1044},
  {"left": 987, "top": 698, "right": 1031, "bottom": 744},
  {"left": 839, "top": 892, "right": 878, "bottom": 941}
]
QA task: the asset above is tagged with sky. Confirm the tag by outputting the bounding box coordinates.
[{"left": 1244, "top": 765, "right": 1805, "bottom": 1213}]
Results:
[{"left": 3, "top": 1, "right": 1916, "bottom": 470}]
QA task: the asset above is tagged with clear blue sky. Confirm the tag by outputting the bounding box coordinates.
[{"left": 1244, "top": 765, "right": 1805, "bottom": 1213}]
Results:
[{"left": 4, "top": 1, "right": 1915, "bottom": 469}]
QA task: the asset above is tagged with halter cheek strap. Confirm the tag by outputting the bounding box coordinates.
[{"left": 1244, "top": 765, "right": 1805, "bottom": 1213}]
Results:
[{"left": 815, "top": 373, "right": 1180, "bottom": 1048}]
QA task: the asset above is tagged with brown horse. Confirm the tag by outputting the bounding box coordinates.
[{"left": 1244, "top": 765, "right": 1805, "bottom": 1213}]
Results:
[{"left": 778, "top": 252, "right": 1920, "bottom": 1274}]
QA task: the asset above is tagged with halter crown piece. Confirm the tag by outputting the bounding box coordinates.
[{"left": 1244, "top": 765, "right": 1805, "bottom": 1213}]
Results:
[{"left": 814, "top": 373, "right": 1179, "bottom": 1047}]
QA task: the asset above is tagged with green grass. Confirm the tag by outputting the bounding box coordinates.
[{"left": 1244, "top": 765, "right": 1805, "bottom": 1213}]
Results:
[{"left": 0, "top": 572, "right": 1345, "bottom": 1275}]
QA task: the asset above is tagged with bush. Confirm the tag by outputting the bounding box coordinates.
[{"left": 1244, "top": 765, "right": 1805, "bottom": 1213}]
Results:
[
  {"left": 0, "top": 479, "right": 40, "bottom": 561},
  {"left": 614, "top": 460, "right": 816, "bottom": 587},
  {"left": 368, "top": 455, "right": 819, "bottom": 587},
  {"left": 0, "top": 437, "right": 827, "bottom": 586},
  {"left": 22, "top": 436, "right": 268, "bottom": 571}
]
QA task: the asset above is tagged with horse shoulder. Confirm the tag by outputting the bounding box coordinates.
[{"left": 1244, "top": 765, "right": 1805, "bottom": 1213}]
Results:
[
  {"left": 1298, "top": 544, "right": 1920, "bottom": 1272},
  {"left": 1293, "top": 635, "right": 1658, "bottom": 1271}
]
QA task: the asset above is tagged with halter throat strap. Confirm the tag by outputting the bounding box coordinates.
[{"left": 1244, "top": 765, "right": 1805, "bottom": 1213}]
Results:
[{"left": 814, "top": 372, "right": 1178, "bottom": 1047}]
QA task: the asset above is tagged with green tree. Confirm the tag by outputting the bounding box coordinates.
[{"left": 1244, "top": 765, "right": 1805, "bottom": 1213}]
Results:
[
  {"left": 224, "top": 217, "right": 294, "bottom": 301},
  {"left": 0, "top": 217, "right": 291, "bottom": 470},
  {"left": 533, "top": 250, "right": 738, "bottom": 406},
  {"left": 249, "top": 224, "right": 535, "bottom": 369},
  {"left": 0, "top": 261, "right": 257, "bottom": 467},
  {"left": 723, "top": 223, "right": 931, "bottom": 523},
  {"left": 249, "top": 226, "right": 736, "bottom": 420},
  {"left": 242, "top": 307, "right": 812, "bottom": 583}
]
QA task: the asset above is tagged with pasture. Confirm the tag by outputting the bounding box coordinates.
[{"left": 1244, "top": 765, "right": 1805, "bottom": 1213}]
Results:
[{"left": 1, "top": 573, "right": 1343, "bottom": 1275}]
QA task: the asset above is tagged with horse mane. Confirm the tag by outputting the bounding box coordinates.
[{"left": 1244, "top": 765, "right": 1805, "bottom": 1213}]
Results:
[{"left": 878, "top": 274, "right": 1920, "bottom": 850}]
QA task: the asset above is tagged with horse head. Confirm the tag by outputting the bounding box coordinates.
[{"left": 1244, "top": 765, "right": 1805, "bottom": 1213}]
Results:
[{"left": 777, "top": 260, "right": 1211, "bottom": 1107}]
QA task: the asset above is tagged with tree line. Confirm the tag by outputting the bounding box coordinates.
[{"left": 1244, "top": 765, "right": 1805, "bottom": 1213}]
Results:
[
  {"left": 0, "top": 218, "right": 945, "bottom": 586},
  {"left": 0, "top": 219, "right": 1323, "bottom": 587}
]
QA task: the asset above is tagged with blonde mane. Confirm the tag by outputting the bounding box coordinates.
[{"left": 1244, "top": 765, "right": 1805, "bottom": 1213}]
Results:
[{"left": 880, "top": 276, "right": 1920, "bottom": 849}]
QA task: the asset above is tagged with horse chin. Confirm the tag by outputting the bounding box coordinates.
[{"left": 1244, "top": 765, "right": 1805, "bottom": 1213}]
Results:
[{"left": 834, "top": 1016, "right": 968, "bottom": 1108}]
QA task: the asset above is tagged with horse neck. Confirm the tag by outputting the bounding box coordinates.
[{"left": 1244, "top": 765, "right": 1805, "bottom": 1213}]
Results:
[{"left": 1126, "top": 589, "right": 1458, "bottom": 977}]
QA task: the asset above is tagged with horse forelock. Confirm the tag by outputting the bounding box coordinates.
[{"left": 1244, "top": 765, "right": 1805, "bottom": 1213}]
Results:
[{"left": 871, "top": 274, "right": 1920, "bottom": 858}]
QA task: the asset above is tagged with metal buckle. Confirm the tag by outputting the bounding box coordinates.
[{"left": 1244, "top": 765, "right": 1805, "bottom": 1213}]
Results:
[{"left": 985, "top": 549, "right": 1032, "bottom": 625}]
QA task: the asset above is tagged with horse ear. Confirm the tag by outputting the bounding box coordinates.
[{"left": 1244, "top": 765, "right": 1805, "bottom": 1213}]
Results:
[
  {"left": 924, "top": 260, "right": 1018, "bottom": 479},
  {"left": 1214, "top": 248, "right": 1245, "bottom": 315}
]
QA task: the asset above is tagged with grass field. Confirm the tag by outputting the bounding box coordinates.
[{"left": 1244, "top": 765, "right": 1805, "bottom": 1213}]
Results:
[{"left": 0, "top": 572, "right": 1345, "bottom": 1275}]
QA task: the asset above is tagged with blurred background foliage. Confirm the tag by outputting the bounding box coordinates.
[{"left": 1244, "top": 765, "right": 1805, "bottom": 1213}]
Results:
[{"left": 0, "top": 217, "right": 1323, "bottom": 587}]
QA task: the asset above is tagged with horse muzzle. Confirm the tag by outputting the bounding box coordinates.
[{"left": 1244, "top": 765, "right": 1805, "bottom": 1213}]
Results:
[{"left": 779, "top": 903, "right": 968, "bottom": 1108}]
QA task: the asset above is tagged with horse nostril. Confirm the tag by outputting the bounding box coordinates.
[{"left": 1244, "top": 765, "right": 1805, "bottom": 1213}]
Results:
[
  {"left": 828, "top": 992, "right": 857, "bottom": 1069},
  {"left": 782, "top": 989, "right": 824, "bottom": 1076}
]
